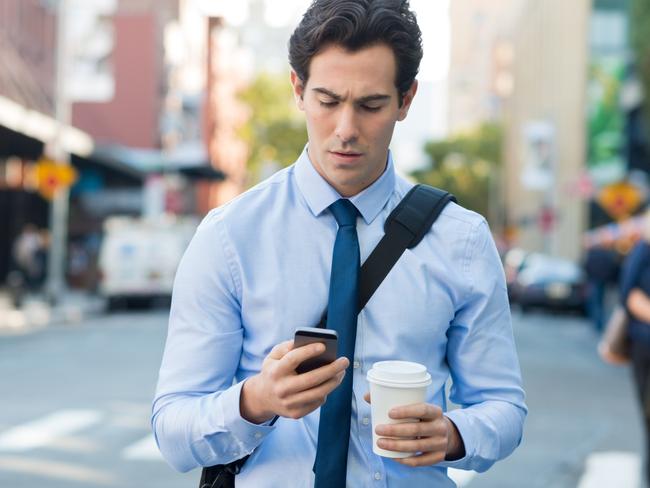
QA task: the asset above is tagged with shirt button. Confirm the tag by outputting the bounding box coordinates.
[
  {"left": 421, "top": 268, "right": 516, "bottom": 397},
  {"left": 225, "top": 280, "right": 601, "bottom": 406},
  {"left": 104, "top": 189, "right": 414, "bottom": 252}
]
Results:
[
  {"left": 374, "top": 472, "right": 382, "bottom": 481},
  {"left": 254, "top": 432, "right": 262, "bottom": 439},
  {"left": 353, "top": 360, "right": 361, "bottom": 369},
  {"left": 362, "top": 417, "right": 370, "bottom": 426}
]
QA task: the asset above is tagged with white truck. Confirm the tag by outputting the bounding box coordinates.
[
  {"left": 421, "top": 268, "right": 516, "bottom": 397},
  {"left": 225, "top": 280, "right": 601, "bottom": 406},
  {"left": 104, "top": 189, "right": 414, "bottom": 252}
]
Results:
[{"left": 98, "top": 215, "right": 198, "bottom": 310}]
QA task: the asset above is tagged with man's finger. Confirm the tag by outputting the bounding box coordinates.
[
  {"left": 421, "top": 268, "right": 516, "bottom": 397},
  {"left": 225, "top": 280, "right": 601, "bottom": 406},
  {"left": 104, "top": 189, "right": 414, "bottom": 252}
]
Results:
[
  {"left": 376, "top": 435, "right": 445, "bottom": 455},
  {"left": 282, "top": 357, "right": 348, "bottom": 395},
  {"left": 364, "top": 392, "right": 371, "bottom": 404},
  {"left": 375, "top": 419, "right": 440, "bottom": 439},
  {"left": 287, "top": 370, "right": 345, "bottom": 407},
  {"left": 389, "top": 402, "right": 442, "bottom": 420},
  {"left": 268, "top": 340, "right": 295, "bottom": 360},
  {"left": 278, "top": 342, "right": 327, "bottom": 372},
  {"left": 393, "top": 450, "right": 447, "bottom": 467}
]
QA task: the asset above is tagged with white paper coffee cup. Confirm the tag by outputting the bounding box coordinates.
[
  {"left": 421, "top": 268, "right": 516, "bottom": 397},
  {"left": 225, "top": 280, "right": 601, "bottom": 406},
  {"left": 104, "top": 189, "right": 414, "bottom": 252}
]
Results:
[{"left": 366, "top": 360, "right": 432, "bottom": 458}]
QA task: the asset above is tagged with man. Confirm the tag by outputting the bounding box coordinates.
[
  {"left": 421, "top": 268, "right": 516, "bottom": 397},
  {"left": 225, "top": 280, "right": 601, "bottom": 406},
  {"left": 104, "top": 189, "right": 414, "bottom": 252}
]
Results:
[
  {"left": 620, "top": 211, "right": 650, "bottom": 481},
  {"left": 152, "top": 1, "right": 527, "bottom": 486},
  {"left": 583, "top": 245, "right": 619, "bottom": 332}
]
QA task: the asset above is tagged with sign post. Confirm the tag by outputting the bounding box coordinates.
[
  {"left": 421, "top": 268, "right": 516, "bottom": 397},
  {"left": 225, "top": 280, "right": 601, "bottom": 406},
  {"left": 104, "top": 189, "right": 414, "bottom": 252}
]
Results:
[{"left": 46, "top": 0, "right": 72, "bottom": 305}]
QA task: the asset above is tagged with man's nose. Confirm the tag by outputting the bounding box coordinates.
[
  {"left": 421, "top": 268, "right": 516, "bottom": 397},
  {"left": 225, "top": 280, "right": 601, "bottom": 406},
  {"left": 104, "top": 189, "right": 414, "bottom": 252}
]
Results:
[{"left": 335, "top": 106, "right": 359, "bottom": 144}]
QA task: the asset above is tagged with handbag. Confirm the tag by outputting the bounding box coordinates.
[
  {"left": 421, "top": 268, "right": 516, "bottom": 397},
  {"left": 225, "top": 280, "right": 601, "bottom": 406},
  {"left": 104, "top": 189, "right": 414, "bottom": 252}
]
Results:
[
  {"left": 198, "top": 184, "right": 456, "bottom": 488},
  {"left": 598, "top": 305, "right": 631, "bottom": 365}
]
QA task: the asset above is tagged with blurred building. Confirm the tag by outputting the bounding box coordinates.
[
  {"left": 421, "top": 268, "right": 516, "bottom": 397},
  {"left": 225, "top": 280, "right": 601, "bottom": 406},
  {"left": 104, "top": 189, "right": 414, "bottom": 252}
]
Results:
[
  {"left": 447, "top": 0, "right": 524, "bottom": 135},
  {"left": 72, "top": 0, "right": 177, "bottom": 149},
  {"left": 0, "top": 0, "right": 98, "bottom": 284},
  {"left": 501, "top": 0, "right": 591, "bottom": 261},
  {"left": 0, "top": 0, "right": 228, "bottom": 288},
  {"left": 203, "top": 17, "right": 249, "bottom": 207},
  {"left": 448, "top": 0, "right": 593, "bottom": 261}
]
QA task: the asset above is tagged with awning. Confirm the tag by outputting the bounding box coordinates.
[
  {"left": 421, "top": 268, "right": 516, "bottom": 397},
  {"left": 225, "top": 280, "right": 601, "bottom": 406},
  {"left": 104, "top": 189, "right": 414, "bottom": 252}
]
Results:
[
  {"left": 0, "top": 95, "right": 94, "bottom": 157},
  {"left": 91, "top": 143, "right": 225, "bottom": 181}
]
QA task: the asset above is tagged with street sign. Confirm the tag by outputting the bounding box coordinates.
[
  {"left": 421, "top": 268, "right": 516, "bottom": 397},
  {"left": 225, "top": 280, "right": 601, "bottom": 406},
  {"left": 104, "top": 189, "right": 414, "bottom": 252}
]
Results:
[
  {"left": 597, "top": 181, "right": 643, "bottom": 220},
  {"left": 35, "top": 158, "right": 78, "bottom": 200}
]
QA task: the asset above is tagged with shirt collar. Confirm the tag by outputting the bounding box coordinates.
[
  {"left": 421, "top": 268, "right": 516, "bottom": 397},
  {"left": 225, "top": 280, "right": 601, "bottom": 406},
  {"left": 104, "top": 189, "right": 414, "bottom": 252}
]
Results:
[{"left": 294, "top": 146, "right": 395, "bottom": 225}]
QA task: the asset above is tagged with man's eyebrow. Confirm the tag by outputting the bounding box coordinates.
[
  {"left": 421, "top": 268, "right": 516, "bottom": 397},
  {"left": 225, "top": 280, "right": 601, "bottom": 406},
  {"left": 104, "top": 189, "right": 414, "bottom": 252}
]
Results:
[
  {"left": 312, "top": 87, "right": 391, "bottom": 104},
  {"left": 312, "top": 87, "right": 344, "bottom": 101},
  {"left": 356, "top": 94, "right": 392, "bottom": 104}
]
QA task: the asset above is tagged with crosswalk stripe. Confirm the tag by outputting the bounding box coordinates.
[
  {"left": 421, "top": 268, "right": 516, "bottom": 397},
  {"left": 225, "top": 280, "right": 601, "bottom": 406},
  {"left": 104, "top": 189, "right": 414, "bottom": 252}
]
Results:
[
  {"left": 577, "top": 451, "right": 640, "bottom": 488},
  {"left": 0, "top": 410, "right": 102, "bottom": 452},
  {"left": 0, "top": 455, "right": 115, "bottom": 484},
  {"left": 448, "top": 468, "right": 477, "bottom": 487},
  {"left": 122, "top": 434, "right": 163, "bottom": 461}
]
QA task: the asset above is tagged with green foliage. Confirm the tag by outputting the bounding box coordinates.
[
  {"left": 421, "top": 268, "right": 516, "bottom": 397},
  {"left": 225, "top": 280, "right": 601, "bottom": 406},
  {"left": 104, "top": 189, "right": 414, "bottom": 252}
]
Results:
[
  {"left": 238, "top": 72, "right": 308, "bottom": 183},
  {"left": 412, "top": 123, "right": 502, "bottom": 218},
  {"left": 587, "top": 61, "right": 625, "bottom": 167},
  {"left": 631, "top": 0, "right": 650, "bottom": 138}
]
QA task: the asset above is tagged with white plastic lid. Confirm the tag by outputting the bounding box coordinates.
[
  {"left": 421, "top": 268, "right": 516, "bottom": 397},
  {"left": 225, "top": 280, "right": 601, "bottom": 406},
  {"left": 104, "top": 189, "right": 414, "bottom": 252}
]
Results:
[{"left": 367, "top": 361, "right": 431, "bottom": 388}]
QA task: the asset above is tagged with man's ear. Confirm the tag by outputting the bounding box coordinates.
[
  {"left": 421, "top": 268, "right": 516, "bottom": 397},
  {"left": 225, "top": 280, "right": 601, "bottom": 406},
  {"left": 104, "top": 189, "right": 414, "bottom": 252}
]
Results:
[
  {"left": 397, "top": 80, "right": 418, "bottom": 121},
  {"left": 290, "top": 70, "right": 305, "bottom": 111}
]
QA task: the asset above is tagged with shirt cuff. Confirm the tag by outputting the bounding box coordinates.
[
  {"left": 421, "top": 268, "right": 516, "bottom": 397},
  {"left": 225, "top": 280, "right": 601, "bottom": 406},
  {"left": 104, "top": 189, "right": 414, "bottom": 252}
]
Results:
[
  {"left": 198, "top": 378, "right": 276, "bottom": 463},
  {"left": 221, "top": 379, "right": 276, "bottom": 446},
  {"left": 436, "top": 410, "right": 474, "bottom": 470}
]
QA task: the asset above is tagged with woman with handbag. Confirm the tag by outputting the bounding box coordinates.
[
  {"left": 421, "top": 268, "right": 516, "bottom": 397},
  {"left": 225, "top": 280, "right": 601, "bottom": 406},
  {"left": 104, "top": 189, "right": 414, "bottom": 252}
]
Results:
[{"left": 620, "top": 211, "right": 650, "bottom": 483}]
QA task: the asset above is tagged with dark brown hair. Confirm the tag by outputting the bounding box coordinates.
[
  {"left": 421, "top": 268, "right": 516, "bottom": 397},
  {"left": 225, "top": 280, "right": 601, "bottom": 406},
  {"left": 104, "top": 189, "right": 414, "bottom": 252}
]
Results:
[{"left": 288, "top": 0, "right": 423, "bottom": 106}]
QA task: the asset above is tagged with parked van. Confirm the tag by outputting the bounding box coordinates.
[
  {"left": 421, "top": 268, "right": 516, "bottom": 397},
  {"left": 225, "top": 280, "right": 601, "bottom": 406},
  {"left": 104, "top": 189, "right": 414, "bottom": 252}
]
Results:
[{"left": 98, "top": 215, "right": 198, "bottom": 309}]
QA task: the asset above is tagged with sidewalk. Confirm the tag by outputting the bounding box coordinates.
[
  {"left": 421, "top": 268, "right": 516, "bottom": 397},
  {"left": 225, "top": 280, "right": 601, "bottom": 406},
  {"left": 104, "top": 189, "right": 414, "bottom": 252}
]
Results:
[{"left": 0, "top": 289, "right": 106, "bottom": 334}]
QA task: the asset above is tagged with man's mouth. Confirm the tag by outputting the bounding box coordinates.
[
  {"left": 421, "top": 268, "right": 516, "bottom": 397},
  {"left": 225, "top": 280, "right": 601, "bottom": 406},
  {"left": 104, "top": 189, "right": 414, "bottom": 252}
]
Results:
[{"left": 330, "top": 151, "right": 363, "bottom": 158}]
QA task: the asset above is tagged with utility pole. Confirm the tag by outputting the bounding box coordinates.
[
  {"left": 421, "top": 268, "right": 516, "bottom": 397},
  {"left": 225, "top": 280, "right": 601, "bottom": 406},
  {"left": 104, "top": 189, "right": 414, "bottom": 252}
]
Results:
[{"left": 46, "top": 0, "right": 71, "bottom": 304}]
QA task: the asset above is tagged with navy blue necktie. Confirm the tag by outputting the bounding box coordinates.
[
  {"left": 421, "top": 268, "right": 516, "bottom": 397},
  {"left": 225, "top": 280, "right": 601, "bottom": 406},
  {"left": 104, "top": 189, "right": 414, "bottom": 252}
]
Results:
[{"left": 313, "top": 199, "right": 360, "bottom": 488}]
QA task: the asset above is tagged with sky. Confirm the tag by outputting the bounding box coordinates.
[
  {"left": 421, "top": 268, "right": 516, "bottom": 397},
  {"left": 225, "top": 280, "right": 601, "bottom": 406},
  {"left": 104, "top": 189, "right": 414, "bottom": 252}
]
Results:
[{"left": 204, "top": 0, "right": 451, "bottom": 82}]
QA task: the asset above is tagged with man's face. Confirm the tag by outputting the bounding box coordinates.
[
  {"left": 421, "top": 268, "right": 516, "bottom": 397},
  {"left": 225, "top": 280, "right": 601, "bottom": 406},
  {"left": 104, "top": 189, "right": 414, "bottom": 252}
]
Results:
[{"left": 291, "top": 43, "right": 417, "bottom": 197}]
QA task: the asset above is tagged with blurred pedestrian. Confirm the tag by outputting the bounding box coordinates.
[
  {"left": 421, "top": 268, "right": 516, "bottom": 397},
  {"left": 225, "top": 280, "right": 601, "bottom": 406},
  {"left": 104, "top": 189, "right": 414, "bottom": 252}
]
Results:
[
  {"left": 584, "top": 244, "right": 619, "bottom": 332},
  {"left": 35, "top": 229, "right": 50, "bottom": 288},
  {"left": 620, "top": 209, "right": 650, "bottom": 483},
  {"left": 11, "top": 224, "right": 42, "bottom": 291}
]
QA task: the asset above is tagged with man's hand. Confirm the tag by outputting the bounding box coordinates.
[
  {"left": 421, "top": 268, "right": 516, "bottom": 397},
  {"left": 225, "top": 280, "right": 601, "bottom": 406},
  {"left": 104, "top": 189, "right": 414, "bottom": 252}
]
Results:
[
  {"left": 240, "top": 340, "right": 349, "bottom": 424},
  {"left": 363, "top": 392, "right": 465, "bottom": 466}
]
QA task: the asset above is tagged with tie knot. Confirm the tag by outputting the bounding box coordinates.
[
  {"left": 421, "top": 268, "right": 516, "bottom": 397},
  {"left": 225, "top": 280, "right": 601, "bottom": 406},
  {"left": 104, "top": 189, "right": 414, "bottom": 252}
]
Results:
[{"left": 329, "top": 199, "right": 358, "bottom": 227}]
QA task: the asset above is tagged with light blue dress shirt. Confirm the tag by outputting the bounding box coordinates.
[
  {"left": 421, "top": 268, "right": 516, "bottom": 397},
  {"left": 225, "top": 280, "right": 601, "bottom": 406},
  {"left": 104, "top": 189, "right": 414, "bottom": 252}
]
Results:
[{"left": 152, "top": 148, "right": 527, "bottom": 487}]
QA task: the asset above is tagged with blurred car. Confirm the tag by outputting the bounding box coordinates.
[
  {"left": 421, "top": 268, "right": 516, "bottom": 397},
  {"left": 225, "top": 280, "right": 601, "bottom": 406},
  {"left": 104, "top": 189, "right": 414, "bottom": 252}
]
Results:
[
  {"left": 503, "top": 247, "right": 529, "bottom": 301},
  {"left": 98, "top": 215, "right": 198, "bottom": 310},
  {"left": 508, "top": 252, "right": 587, "bottom": 314}
]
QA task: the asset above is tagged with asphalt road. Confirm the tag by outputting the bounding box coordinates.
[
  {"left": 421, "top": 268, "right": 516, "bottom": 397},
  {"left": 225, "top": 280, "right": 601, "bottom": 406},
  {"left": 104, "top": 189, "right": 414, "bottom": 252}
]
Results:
[{"left": 0, "top": 308, "right": 643, "bottom": 487}]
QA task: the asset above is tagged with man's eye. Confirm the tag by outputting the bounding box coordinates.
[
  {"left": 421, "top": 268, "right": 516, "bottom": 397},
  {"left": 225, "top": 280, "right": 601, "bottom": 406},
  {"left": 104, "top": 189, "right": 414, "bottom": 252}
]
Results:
[
  {"left": 319, "top": 100, "right": 338, "bottom": 108},
  {"left": 361, "top": 105, "right": 382, "bottom": 112}
]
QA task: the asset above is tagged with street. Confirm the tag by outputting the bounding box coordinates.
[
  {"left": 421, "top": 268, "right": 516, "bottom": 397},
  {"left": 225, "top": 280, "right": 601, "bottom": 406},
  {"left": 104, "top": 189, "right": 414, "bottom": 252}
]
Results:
[{"left": 0, "top": 308, "right": 643, "bottom": 488}]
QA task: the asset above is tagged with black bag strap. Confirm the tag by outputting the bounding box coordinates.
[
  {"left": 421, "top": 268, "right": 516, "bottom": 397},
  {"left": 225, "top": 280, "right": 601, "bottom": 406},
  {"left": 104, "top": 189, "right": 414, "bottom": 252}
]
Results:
[
  {"left": 358, "top": 184, "right": 455, "bottom": 313},
  {"left": 316, "top": 184, "right": 455, "bottom": 327},
  {"left": 199, "top": 184, "right": 455, "bottom": 488}
]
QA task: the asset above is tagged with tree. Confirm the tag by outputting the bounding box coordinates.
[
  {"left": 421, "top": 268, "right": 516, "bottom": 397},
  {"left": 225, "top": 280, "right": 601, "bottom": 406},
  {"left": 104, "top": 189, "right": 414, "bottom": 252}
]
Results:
[
  {"left": 412, "top": 123, "right": 503, "bottom": 220},
  {"left": 631, "top": 0, "right": 650, "bottom": 139},
  {"left": 238, "top": 72, "right": 308, "bottom": 184}
]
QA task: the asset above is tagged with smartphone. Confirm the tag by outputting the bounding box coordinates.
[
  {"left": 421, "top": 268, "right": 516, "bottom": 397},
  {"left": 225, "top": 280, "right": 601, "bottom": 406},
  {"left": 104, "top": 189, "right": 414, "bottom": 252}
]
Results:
[{"left": 293, "top": 327, "right": 338, "bottom": 374}]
